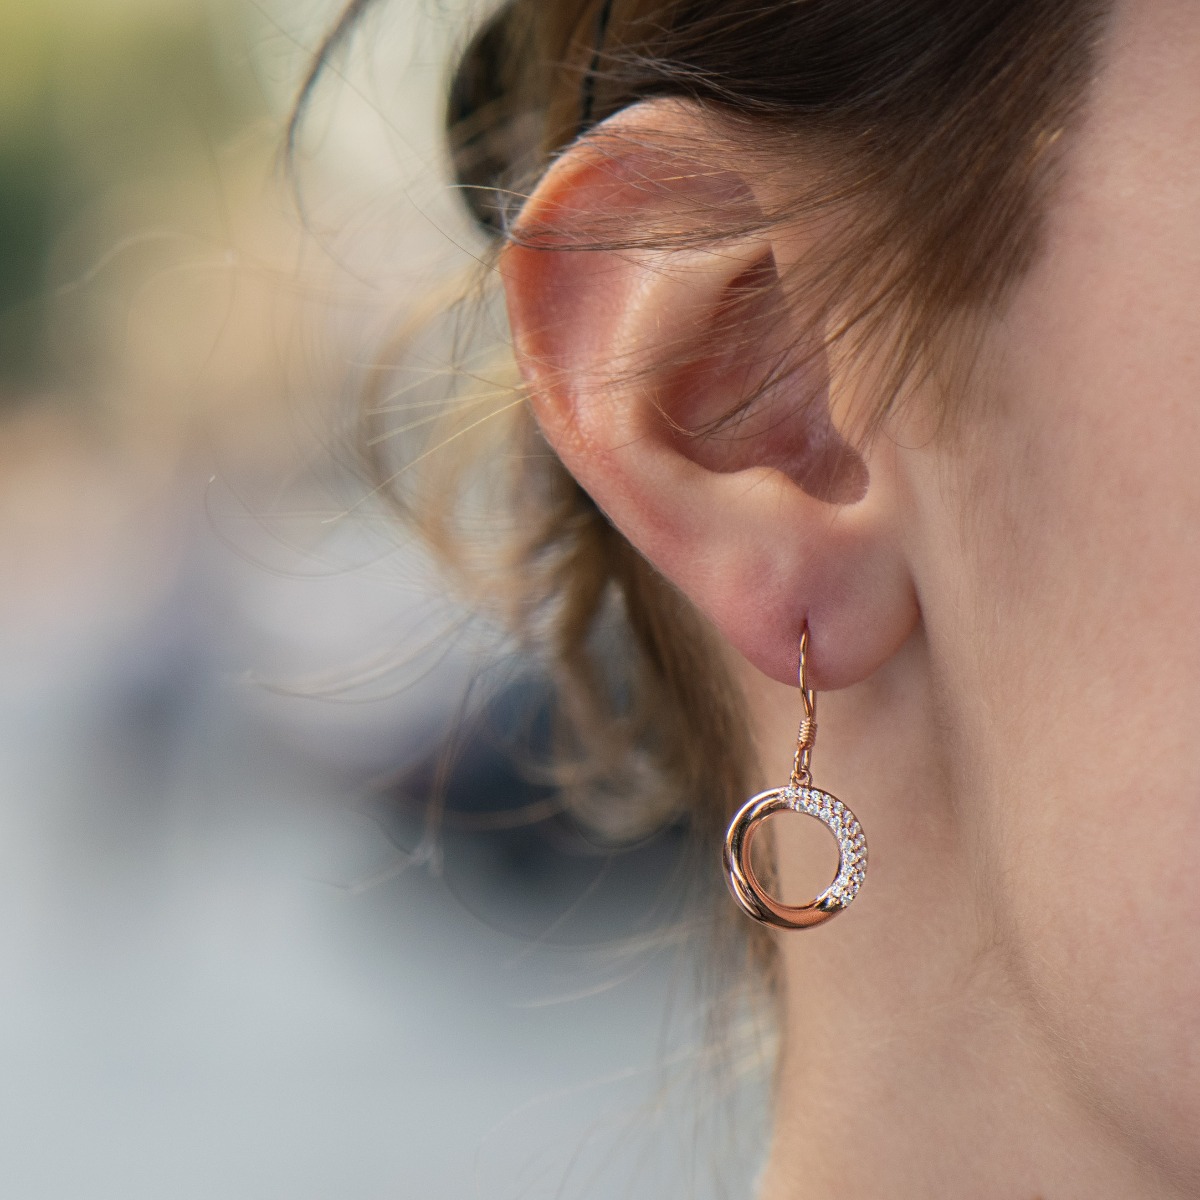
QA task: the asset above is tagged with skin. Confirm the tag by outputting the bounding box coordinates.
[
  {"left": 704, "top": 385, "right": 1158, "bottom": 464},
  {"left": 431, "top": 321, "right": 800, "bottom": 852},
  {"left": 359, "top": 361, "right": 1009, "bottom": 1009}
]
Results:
[{"left": 501, "top": 1, "right": 1200, "bottom": 1194}]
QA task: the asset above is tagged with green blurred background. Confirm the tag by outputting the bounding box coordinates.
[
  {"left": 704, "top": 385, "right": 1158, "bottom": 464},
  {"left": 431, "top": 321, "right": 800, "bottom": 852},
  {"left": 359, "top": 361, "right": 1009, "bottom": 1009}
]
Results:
[
  {"left": 0, "top": 0, "right": 256, "bottom": 389},
  {"left": 0, "top": 4, "right": 767, "bottom": 1196}
]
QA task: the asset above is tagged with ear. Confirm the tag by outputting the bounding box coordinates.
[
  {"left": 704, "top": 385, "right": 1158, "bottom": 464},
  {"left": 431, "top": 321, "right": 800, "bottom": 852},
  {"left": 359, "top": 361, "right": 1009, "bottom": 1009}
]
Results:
[{"left": 499, "top": 99, "right": 917, "bottom": 690}]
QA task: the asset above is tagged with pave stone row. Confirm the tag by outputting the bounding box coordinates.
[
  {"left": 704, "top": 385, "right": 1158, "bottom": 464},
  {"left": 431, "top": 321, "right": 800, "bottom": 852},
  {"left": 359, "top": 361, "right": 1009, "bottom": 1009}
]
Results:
[{"left": 785, "top": 786, "right": 868, "bottom": 907}]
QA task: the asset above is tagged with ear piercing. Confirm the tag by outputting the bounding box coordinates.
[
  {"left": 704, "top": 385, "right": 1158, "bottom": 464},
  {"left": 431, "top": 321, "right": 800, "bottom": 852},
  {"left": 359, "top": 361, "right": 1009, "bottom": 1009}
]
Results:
[{"left": 723, "top": 626, "right": 867, "bottom": 929}]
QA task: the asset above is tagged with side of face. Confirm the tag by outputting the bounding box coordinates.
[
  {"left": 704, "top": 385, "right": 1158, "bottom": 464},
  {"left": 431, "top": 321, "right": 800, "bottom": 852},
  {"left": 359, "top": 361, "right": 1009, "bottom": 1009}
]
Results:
[
  {"left": 498, "top": 0, "right": 1200, "bottom": 1179},
  {"left": 906, "top": 0, "right": 1200, "bottom": 1173}
]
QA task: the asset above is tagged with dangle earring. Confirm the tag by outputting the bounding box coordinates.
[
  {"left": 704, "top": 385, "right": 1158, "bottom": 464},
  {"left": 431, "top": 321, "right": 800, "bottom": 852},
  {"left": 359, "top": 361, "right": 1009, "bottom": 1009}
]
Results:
[{"left": 723, "top": 626, "right": 867, "bottom": 929}]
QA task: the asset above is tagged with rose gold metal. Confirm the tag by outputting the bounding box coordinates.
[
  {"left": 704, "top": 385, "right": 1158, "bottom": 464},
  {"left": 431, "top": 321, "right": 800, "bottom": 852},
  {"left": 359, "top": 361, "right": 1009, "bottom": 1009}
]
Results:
[
  {"left": 722, "top": 623, "right": 866, "bottom": 931},
  {"left": 790, "top": 625, "right": 817, "bottom": 788},
  {"left": 723, "top": 788, "right": 843, "bottom": 929}
]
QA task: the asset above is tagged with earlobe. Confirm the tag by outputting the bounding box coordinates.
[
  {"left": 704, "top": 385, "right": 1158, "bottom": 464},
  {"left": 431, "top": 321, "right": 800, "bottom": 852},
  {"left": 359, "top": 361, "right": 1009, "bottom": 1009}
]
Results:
[{"left": 500, "top": 99, "right": 918, "bottom": 690}]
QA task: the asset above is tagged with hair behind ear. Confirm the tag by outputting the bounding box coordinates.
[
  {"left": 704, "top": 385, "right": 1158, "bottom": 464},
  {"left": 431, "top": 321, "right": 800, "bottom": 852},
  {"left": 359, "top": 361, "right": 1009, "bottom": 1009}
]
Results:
[{"left": 504, "top": 406, "right": 760, "bottom": 848}]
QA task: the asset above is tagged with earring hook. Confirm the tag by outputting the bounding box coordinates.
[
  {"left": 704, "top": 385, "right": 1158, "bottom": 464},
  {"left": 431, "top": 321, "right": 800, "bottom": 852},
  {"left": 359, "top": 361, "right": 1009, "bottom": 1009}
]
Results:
[{"left": 790, "top": 624, "right": 818, "bottom": 787}]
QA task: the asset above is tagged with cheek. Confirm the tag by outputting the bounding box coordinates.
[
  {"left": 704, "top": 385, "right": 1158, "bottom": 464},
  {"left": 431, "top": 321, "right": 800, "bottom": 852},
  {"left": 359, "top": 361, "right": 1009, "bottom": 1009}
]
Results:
[
  {"left": 941, "top": 49, "right": 1200, "bottom": 1160},
  {"left": 950, "top": 363, "right": 1200, "bottom": 1169}
]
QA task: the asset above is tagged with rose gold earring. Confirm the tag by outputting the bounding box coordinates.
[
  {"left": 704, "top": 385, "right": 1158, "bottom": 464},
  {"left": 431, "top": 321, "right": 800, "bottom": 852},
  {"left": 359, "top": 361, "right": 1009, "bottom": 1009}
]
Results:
[{"left": 723, "top": 625, "right": 867, "bottom": 929}]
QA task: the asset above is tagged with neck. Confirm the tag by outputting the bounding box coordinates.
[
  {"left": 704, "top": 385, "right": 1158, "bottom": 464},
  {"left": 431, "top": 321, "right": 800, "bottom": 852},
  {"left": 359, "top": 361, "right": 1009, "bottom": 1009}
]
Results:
[{"left": 734, "top": 634, "right": 1186, "bottom": 1200}]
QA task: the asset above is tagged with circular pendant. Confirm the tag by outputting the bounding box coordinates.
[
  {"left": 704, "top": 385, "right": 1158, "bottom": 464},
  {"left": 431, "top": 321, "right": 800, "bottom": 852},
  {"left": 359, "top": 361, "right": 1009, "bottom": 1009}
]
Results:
[{"left": 723, "top": 786, "right": 867, "bottom": 930}]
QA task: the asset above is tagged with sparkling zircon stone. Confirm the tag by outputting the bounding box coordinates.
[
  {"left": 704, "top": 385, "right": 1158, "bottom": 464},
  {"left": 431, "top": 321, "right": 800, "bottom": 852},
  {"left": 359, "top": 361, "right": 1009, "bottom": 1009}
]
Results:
[{"left": 784, "top": 785, "right": 869, "bottom": 910}]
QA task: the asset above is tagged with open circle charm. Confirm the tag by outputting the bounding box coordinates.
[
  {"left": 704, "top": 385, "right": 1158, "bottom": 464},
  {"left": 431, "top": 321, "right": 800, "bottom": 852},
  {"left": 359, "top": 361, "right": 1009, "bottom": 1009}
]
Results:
[{"left": 723, "top": 786, "right": 867, "bottom": 930}]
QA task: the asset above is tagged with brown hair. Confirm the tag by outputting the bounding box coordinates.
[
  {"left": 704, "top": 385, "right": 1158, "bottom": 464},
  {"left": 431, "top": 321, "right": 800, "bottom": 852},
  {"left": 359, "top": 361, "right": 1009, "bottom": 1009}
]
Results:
[{"left": 294, "top": 0, "right": 1110, "bottom": 991}]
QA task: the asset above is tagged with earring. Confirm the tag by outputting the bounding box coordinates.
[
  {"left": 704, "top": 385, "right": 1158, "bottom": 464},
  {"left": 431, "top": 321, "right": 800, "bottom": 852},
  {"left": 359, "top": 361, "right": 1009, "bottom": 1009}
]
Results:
[{"left": 723, "top": 625, "right": 867, "bottom": 929}]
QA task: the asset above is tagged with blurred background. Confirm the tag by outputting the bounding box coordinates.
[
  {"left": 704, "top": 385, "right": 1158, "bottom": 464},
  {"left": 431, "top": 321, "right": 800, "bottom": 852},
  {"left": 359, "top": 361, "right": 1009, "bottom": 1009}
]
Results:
[{"left": 0, "top": 1, "right": 768, "bottom": 1196}]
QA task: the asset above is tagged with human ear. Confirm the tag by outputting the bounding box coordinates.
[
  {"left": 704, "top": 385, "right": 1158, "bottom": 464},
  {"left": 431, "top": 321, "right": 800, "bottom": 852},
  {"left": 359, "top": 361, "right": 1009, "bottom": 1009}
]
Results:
[{"left": 499, "top": 99, "right": 918, "bottom": 690}]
